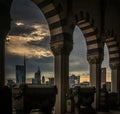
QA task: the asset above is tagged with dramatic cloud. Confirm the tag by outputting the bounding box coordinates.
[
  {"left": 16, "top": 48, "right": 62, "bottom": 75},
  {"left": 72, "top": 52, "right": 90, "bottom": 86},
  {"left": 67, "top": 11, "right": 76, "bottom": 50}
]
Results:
[
  {"left": 5, "top": 0, "right": 53, "bottom": 79},
  {"left": 8, "top": 22, "right": 37, "bottom": 36},
  {"left": 5, "top": 0, "right": 110, "bottom": 80},
  {"left": 69, "top": 26, "right": 89, "bottom": 74},
  {"left": 10, "top": 0, "right": 46, "bottom": 23}
]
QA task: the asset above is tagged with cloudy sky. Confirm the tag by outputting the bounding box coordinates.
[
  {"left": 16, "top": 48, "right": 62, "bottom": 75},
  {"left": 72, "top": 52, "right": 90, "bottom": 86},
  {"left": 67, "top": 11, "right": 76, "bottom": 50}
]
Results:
[{"left": 5, "top": 0, "right": 111, "bottom": 81}]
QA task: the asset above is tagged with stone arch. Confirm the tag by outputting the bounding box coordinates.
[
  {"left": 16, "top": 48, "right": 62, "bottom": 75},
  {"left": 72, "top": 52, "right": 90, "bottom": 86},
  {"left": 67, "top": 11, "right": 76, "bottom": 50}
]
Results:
[
  {"left": 70, "top": 11, "right": 104, "bottom": 110},
  {"left": 32, "top": 0, "right": 73, "bottom": 56},
  {"left": 71, "top": 11, "right": 103, "bottom": 60},
  {"left": 105, "top": 31, "right": 120, "bottom": 93},
  {"left": 32, "top": 0, "right": 66, "bottom": 43},
  {"left": 31, "top": 1, "right": 73, "bottom": 114},
  {"left": 105, "top": 31, "right": 120, "bottom": 67}
]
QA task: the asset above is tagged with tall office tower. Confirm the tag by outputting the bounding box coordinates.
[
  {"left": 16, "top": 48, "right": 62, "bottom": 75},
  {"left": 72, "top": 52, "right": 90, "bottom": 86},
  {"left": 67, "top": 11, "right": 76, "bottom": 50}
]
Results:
[
  {"left": 34, "top": 66, "right": 41, "bottom": 84},
  {"left": 48, "top": 77, "right": 54, "bottom": 85},
  {"left": 24, "top": 55, "right": 26, "bottom": 83},
  {"left": 16, "top": 56, "right": 26, "bottom": 84},
  {"left": 42, "top": 76, "right": 45, "bottom": 84},
  {"left": 16, "top": 65, "right": 25, "bottom": 84}
]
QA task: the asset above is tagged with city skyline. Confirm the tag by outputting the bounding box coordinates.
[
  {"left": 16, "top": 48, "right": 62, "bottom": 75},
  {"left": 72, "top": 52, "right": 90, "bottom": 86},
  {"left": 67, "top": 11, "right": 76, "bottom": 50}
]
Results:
[{"left": 5, "top": 0, "right": 111, "bottom": 82}]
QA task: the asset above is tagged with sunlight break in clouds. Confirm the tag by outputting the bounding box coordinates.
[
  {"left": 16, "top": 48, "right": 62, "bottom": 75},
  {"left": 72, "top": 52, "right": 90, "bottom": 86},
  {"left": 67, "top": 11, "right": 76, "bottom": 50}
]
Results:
[
  {"left": 16, "top": 22, "right": 24, "bottom": 26},
  {"left": 6, "top": 35, "right": 53, "bottom": 58},
  {"left": 6, "top": 22, "right": 52, "bottom": 59}
]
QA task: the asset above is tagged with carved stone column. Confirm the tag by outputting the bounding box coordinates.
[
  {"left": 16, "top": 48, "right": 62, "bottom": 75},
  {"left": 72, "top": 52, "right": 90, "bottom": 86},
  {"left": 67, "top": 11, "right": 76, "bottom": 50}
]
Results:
[
  {"left": 51, "top": 41, "right": 72, "bottom": 114},
  {"left": 0, "top": 36, "right": 5, "bottom": 87},
  {"left": 88, "top": 56, "right": 103, "bottom": 110},
  {"left": 110, "top": 63, "right": 120, "bottom": 104},
  {"left": 110, "top": 63, "right": 120, "bottom": 92}
]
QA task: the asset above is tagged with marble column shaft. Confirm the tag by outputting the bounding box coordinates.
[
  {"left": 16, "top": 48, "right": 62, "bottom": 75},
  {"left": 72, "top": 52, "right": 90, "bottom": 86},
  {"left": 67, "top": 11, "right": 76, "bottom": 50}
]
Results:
[
  {"left": 110, "top": 64, "right": 120, "bottom": 92},
  {"left": 51, "top": 42, "right": 72, "bottom": 114},
  {"left": 54, "top": 54, "right": 69, "bottom": 114},
  {"left": 88, "top": 57, "right": 102, "bottom": 110},
  {"left": 110, "top": 63, "right": 120, "bottom": 105}
]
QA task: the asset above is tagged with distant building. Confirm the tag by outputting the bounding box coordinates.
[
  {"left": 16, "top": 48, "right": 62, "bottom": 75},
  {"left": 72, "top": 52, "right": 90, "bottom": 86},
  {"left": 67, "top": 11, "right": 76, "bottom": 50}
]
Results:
[
  {"left": 16, "top": 56, "right": 26, "bottom": 84},
  {"left": 7, "top": 79, "right": 16, "bottom": 87},
  {"left": 80, "top": 81, "right": 90, "bottom": 87},
  {"left": 32, "top": 66, "right": 41, "bottom": 84},
  {"left": 48, "top": 77, "right": 54, "bottom": 85},
  {"left": 42, "top": 76, "right": 45, "bottom": 84},
  {"left": 16, "top": 65, "right": 25, "bottom": 84},
  {"left": 32, "top": 78, "right": 38, "bottom": 84},
  {"left": 69, "top": 74, "right": 80, "bottom": 88}
]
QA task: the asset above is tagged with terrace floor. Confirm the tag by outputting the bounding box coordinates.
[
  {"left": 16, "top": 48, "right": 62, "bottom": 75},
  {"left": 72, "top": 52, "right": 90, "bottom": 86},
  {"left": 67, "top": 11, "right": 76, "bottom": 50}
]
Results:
[{"left": 29, "top": 109, "right": 120, "bottom": 114}]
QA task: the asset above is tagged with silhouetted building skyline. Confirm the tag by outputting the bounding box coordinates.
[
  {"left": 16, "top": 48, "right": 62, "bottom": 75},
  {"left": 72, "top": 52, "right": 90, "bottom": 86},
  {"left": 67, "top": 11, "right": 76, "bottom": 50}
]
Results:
[
  {"left": 32, "top": 66, "right": 41, "bottom": 84},
  {"left": 16, "top": 56, "right": 26, "bottom": 84}
]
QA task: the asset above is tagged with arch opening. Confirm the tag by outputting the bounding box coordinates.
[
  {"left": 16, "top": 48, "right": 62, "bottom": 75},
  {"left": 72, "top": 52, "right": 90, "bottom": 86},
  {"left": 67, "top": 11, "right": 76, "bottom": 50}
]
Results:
[
  {"left": 101, "top": 43, "right": 111, "bottom": 90},
  {"left": 5, "top": 0, "right": 54, "bottom": 85},
  {"left": 69, "top": 25, "right": 90, "bottom": 87},
  {"left": 102, "top": 43, "right": 111, "bottom": 81}
]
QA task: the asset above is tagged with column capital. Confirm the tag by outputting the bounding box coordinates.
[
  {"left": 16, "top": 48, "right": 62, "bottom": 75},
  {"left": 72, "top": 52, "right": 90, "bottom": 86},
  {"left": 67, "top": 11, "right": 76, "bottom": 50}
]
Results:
[
  {"left": 51, "top": 40, "right": 73, "bottom": 56},
  {"left": 110, "top": 63, "right": 120, "bottom": 70},
  {"left": 87, "top": 55, "right": 103, "bottom": 64}
]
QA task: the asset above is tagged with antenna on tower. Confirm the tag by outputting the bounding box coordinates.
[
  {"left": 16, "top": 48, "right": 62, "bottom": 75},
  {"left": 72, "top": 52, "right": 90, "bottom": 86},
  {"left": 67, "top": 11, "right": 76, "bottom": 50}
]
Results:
[{"left": 24, "top": 54, "right": 26, "bottom": 83}]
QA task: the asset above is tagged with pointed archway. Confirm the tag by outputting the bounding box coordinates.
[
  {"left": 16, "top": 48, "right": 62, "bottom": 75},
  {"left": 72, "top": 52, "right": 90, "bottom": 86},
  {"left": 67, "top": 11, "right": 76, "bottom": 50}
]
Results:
[
  {"left": 106, "top": 35, "right": 120, "bottom": 104},
  {"left": 69, "top": 25, "right": 89, "bottom": 85},
  {"left": 69, "top": 10, "right": 105, "bottom": 109}
]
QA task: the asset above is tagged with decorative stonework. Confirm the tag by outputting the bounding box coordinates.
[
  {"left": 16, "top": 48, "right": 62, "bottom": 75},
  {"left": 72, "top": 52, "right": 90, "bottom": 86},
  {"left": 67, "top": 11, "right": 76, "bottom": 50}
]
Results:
[
  {"left": 51, "top": 40, "right": 73, "bottom": 56},
  {"left": 87, "top": 55, "right": 103, "bottom": 64},
  {"left": 110, "top": 63, "right": 120, "bottom": 70}
]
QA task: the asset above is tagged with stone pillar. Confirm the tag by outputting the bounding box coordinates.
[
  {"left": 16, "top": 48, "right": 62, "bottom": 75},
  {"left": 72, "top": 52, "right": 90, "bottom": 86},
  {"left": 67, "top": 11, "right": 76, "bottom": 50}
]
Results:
[
  {"left": 0, "top": 0, "right": 13, "bottom": 87},
  {"left": 110, "top": 63, "right": 120, "bottom": 105},
  {"left": 0, "top": 36, "right": 5, "bottom": 87},
  {"left": 88, "top": 56, "right": 103, "bottom": 110},
  {"left": 51, "top": 41, "right": 72, "bottom": 114},
  {"left": 110, "top": 64, "right": 120, "bottom": 92}
]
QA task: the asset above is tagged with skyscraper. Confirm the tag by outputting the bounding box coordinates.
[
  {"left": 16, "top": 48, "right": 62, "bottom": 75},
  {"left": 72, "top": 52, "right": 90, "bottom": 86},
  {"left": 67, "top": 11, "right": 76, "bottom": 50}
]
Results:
[
  {"left": 16, "top": 65, "right": 25, "bottom": 84},
  {"left": 16, "top": 56, "right": 26, "bottom": 84},
  {"left": 32, "top": 66, "right": 41, "bottom": 84}
]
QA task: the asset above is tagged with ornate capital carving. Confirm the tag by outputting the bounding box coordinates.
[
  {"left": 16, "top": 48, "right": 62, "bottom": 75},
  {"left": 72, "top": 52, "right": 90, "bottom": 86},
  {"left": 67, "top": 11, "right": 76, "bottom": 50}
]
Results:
[
  {"left": 110, "top": 63, "right": 120, "bottom": 70},
  {"left": 87, "top": 55, "right": 103, "bottom": 64},
  {"left": 51, "top": 41, "right": 73, "bottom": 56}
]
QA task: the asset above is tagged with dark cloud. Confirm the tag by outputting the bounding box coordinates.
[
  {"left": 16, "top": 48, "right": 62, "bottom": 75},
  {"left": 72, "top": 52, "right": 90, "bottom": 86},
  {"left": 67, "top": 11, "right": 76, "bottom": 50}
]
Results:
[
  {"left": 69, "top": 62, "right": 89, "bottom": 72},
  {"left": 34, "top": 57, "right": 54, "bottom": 71},
  {"left": 10, "top": 0, "right": 46, "bottom": 24},
  {"left": 8, "top": 0, "right": 48, "bottom": 37},
  {"left": 5, "top": 53, "right": 25, "bottom": 78},
  {"left": 5, "top": 53, "right": 25, "bottom": 66},
  {"left": 5, "top": 0, "right": 110, "bottom": 79},
  {"left": 26, "top": 36, "right": 50, "bottom": 49},
  {"left": 9, "top": 23, "right": 37, "bottom": 36},
  {"left": 70, "top": 26, "right": 89, "bottom": 72}
]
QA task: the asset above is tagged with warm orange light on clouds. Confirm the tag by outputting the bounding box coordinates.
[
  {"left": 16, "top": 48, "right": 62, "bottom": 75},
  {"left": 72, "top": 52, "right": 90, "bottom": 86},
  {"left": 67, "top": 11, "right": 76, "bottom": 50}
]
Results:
[
  {"left": 16, "top": 22, "right": 24, "bottom": 26},
  {"left": 6, "top": 23, "right": 53, "bottom": 59},
  {"left": 6, "top": 35, "right": 53, "bottom": 58}
]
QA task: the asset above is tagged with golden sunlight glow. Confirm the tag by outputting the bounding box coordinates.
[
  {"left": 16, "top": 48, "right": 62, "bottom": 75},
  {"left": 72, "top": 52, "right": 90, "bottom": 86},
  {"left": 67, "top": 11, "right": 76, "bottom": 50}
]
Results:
[
  {"left": 80, "top": 75, "right": 111, "bottom": 82},
  {"left": 6, "top": 23, "right": 52, "bottom": 58},
  {"left": 16, "top": 22, "right": 24, "bottom": 26},
  {"left": 31, "top": 24, "right": 50, "bottom": 38},
  {"left": 6, "top": 35, "right": 53, "bottom": 58}
]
